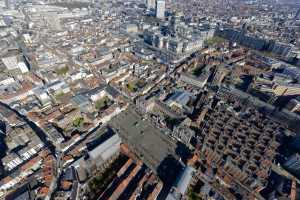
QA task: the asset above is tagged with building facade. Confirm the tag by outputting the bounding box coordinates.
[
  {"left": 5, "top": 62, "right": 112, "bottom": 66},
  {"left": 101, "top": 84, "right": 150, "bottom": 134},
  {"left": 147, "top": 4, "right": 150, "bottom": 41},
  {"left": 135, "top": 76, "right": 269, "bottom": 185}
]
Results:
[{"left": 156, "top": 0, "right": 165, "bottom": 19}]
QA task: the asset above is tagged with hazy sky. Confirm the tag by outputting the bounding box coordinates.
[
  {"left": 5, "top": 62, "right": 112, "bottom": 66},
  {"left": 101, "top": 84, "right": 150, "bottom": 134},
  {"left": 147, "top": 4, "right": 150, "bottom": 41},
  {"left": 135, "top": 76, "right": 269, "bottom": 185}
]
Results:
[{"left": 278, "top": 0, "right": 300, "bottom": 3}]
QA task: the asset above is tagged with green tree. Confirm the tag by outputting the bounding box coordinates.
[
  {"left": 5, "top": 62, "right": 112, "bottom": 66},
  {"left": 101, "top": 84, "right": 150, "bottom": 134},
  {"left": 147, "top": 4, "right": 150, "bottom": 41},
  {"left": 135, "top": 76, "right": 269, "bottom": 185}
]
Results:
[{"left": 73, "top": 117, "right": 84, "bottom": 128}]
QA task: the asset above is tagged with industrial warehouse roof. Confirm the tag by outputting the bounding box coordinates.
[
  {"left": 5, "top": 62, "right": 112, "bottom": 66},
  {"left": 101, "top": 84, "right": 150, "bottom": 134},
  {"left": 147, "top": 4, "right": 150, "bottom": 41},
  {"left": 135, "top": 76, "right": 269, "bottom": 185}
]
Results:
[
  {"left": 166, "top": 91, "right": 194, "bottom": 107},
  {"left": 88, "top": 133, "right": 121, "bottom": 161},
  {"left": 166, "top": 165, "right": 195, "bottom": 200},
  {"left": 174, "top": 166, "right": 195, "bottom": 195}
]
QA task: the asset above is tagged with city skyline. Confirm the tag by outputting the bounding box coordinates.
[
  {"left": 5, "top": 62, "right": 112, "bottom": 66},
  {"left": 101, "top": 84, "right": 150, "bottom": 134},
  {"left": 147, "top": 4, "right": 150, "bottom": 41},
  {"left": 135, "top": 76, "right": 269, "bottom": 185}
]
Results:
[{"left": 0, "top": 0, "right": 300, "bottom": 200}]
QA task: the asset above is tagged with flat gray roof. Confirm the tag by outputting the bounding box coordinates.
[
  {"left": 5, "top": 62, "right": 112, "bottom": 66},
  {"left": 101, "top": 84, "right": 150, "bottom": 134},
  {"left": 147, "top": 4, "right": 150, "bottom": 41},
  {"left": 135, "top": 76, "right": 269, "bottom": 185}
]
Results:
[{"left": 109, "top": 106, "right": 177, "bottom": 171}]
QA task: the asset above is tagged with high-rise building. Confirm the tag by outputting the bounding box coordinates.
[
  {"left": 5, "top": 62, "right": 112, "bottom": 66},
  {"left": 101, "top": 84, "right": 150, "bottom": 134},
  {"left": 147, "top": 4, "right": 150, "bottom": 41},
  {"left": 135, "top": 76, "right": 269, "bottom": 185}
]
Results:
[
  {"left": 156, "top": 0, "right": 165, "bottom": 19},
  {"left": 147, "top": 0, "right": 155, "bottom": 10}
]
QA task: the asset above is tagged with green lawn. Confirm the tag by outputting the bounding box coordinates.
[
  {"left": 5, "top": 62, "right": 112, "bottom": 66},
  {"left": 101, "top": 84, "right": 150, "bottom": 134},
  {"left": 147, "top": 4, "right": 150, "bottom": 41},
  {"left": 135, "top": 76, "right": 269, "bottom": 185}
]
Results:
[
  {"left": 204, "top": 36, "right": 225, "bottom": 46},
  {"left": 126, "top": 82, "right": 138, "bottom": 93},
  {"left": 73, "top": 117, "right": 84, "bottom": 128},
  {"left": 95, "top": 96, "right": 111, "bottom": 110},
  {"left": 55, "top": 66, "right": 69, "bottom": 75},
  {"left": 54, "top": 92, "right": 65, "bottom": 99},
  {"left": 187, "top": 188, "right": 202, "bottom": 200}
]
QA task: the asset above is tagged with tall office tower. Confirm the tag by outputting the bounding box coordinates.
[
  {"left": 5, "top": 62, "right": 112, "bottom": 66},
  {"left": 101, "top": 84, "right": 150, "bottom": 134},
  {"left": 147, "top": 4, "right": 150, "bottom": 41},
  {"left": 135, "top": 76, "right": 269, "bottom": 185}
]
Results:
[
  {"left": 147, "top": 0, "right": 155, "bottom": 10},
  {"left": 170, "top": 12, "right": 184, "bottom": 34},
  {"left": 156, "top": 0, "right": 165, "bottom": 19}
]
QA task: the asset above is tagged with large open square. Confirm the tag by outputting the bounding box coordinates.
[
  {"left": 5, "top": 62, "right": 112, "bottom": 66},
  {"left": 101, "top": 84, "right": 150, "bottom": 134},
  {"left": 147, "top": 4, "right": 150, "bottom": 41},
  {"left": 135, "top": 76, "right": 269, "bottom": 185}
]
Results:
[{"left": 109, "top": 105, "right": 178, "bottom": 171}]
